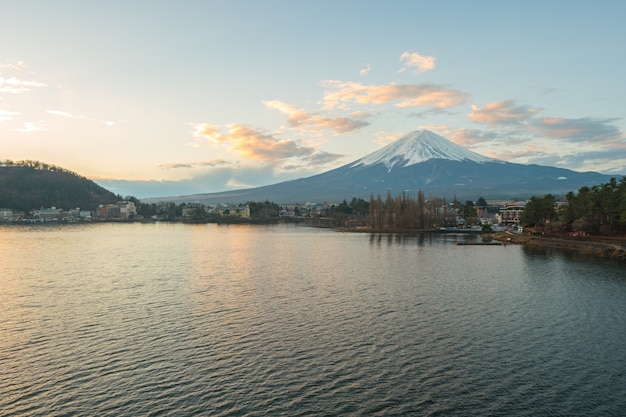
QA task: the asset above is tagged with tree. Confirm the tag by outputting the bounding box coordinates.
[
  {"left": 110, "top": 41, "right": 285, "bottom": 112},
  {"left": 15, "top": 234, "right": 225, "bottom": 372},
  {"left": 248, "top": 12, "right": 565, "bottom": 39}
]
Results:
[
  {"left": 248, "top": 201, "right": 280, "bottom": 221},
  {"left": 190, "top": 207, "right": 209, "bottom": 222},
  {"left": 521, "top": 194, "right": 556, "bottom": 231},
  {"left": 461, "top": 200, "right": 477, "bottom": 224}
]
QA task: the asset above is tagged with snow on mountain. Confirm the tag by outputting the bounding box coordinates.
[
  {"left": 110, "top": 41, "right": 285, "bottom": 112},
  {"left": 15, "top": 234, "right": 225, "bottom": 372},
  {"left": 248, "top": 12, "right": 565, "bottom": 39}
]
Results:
[{"left": 352, "top": 129, "right": 495, "bottom": 170}]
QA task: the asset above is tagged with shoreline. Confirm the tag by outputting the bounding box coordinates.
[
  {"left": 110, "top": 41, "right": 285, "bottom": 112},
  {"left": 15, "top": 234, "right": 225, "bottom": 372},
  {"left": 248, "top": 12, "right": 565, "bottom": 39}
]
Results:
[{"left": 489, "top": 232, "right": 626, "bottom": 261}]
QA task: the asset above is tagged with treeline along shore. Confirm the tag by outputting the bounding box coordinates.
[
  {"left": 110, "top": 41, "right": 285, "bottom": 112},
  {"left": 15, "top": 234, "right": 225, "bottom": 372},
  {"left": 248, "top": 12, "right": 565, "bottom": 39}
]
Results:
[{"left": 2, "top": 159, "right": 625, "bottom": 260}]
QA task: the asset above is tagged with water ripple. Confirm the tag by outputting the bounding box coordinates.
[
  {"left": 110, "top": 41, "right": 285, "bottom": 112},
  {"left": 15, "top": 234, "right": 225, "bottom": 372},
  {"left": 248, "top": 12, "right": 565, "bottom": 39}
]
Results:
[{"left": 1, "top": 224, "right": 625, "bottom": 416}]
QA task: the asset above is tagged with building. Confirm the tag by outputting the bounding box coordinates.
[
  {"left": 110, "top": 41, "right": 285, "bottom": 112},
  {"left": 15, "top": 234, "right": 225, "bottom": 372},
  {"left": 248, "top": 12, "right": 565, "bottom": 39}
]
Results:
[
  {"left": 0, "top": 208, "right": 14, "bottom": 222},
  {"left": 97, "top": 201, "right": 137, "bottom": 220},
  {"left": 31, "top": 207, "right": 63, "bottom": 221},
  {"left": 215, "top": 203, "right": 250, "bottom": 219},
  {"left": 182, "top": 203, "right": 207, "bottom": 218},
  {"left": 499, "top": 202, "right": 526, "bottom": 225}
]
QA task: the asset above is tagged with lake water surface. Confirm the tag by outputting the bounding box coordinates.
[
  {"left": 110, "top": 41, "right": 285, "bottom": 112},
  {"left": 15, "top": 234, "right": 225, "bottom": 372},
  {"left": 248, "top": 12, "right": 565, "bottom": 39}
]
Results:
[{"left": 1, "top": 223, "right": 625, "bottom": 416}]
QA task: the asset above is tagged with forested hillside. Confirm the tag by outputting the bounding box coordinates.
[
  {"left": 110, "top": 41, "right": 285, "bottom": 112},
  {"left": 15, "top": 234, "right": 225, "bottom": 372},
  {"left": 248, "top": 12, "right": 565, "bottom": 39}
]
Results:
[{"left": 0, "top": 160, "right": 118, "bottom": 212}]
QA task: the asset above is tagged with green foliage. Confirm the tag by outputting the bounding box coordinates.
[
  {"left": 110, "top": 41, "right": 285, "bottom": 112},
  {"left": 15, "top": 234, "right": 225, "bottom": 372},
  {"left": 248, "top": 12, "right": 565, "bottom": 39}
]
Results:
[
  {"left": 137, "top": 202, "right": 158, "bottom": 218},
  {"left": 0, "top": 160, "right": 118, "bottom": 211},
  {"left": 248, "top": 201, "right": 280, "bottom": 220},
  {"left": 521, "top": 194, "right": 556, "bottom": 230},
  {"left": 324, "top": 198, "right": 370, "bottom": 226},
  {"left": 190, "top": 207, "right": 209, "bottom": 222},
  {"left": 461, "top": 200, "right": 477, "bottom": 221},
  {"left": 562, "top": 177, "right": 626, "bottom": 234},
  {"left": 328, "top": 198, "right": 369, "bottom": 216}
]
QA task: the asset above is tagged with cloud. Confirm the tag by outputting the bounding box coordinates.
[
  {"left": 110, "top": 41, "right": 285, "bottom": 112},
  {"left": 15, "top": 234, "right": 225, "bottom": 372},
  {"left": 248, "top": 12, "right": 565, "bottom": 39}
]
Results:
[
  {"left": 489, "top": 144, "right": 557, "bottom": 164},
  {"left": 16, "top": 122, "right": 46, "bottom": 133},
  {"left": 45, "top": 108, "right": 117, "bottom": 126},
  {"left": 263, "top": 100, "right": 370, "bottom": 134},
  {"left": 465, "top": 100, "right": 625, "bottom": 169},
  {"left": 534, "top": 117, "right": 622, "bottom": 143},
  {"left": 0, "top": 61, "right": 51, "bottom": 132},
  {"left": 96, "top": 163, "right": 294, "bottom": 198},
  {"left": 0, "top": 61, "right": 28, "bottom": 72},
  {"left": 46, "top": 110, "right": 73, "bottom": 118},
  {"left": 192, "top": 123, "right": 222, "bottom": 142},
  {"left": 399, "top": 52, "right": 436, "bottom": 74},
  {"left": 192, "top": 123, "right": 328, "bottom": 162},
  {"left": 468, "top": 100, "right": 540, "bottom": 126},
  {"left": 0, "top": 109, "right": 20, "bottom": 123},
  {"left": 557, "top": 148, "right": 626, "bottom": 174},
  {"left": 359, "top": 63, "right": 371, "bottom": 77},
  {"left": 0, "top": 76, "right": 47, "bottom": 94},
  {"left": 322, "top": 80, "right": 467, "bottom": 110},
  {"left": 281, "top": 150, "right": 345, "bottom": 171},
  {"left": 158, "top": 159, "right": 231, "bottom": 169},
  {"left": 449, "top": 128, "right": 503, "bottom": 147}
]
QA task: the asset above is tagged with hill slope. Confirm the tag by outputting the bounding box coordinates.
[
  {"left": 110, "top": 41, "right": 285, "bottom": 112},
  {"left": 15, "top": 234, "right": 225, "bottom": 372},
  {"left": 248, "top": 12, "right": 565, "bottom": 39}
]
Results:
[{"left": 0, "top": 160, "right": 118, "bottom": 211}]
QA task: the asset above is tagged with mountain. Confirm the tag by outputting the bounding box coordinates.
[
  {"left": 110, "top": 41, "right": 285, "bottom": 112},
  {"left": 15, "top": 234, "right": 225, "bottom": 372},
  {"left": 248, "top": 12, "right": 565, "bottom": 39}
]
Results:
[
  {"left": 354, "top": 129, "right": 495, "bottom": 168},
  {"left": 0, "top": 160, "right": 118, "bottom": 212},
  {"left": 154, "top": 130, "right": 619, "bottom": 204}
]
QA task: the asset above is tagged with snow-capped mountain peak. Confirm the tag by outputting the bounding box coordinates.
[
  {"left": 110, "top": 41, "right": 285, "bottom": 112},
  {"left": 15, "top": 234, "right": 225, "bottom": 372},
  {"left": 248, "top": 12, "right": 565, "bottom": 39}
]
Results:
[{"left": 352, "top": 130, "right": 495, "bottom": 170}]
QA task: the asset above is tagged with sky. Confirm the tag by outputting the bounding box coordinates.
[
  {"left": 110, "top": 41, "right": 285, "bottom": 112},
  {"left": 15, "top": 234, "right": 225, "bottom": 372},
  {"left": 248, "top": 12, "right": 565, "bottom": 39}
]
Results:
[{"left": 2, "top": 1, "right": 626, "bottom": 198}]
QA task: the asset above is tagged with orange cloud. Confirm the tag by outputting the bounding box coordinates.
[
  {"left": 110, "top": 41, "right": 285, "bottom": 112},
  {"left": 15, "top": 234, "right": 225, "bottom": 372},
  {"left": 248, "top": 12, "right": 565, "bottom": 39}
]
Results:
[
  {"left": 322, "top": 80, "right": 467, "bottom": 110},
  {"left": 399, "top": 51, "right": 436, "bottom": 74},
  {"left": 468, "top": 100, "right": 539, "bottom": 126},
  {"left": 263, "top": 100, "right": 369, "bottom": 134},
  {"left": 192, "top": 123, "right": 317, "bottom": 161},
  {"left": 192, "top": 123, "right": 222, "bottom": 142}
]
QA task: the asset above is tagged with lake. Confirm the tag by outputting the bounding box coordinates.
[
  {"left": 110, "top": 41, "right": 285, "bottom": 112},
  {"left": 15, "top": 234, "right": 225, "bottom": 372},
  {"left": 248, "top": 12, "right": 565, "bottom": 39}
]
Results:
[{"left": 1, "top": 223, "right": 625, "bottom": 416}]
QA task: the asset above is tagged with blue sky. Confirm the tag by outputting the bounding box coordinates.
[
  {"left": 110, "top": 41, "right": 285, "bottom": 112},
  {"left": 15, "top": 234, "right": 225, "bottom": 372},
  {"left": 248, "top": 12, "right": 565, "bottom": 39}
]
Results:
[{"left": 2, "top": 1, "right": 625, "bottom": 198}]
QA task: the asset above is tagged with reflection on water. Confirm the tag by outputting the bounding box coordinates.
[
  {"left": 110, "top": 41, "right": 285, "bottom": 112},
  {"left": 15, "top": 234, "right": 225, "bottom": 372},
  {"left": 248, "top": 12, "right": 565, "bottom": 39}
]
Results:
[{"left": 1, "top": 223, "right": 624, "bottom": 416}]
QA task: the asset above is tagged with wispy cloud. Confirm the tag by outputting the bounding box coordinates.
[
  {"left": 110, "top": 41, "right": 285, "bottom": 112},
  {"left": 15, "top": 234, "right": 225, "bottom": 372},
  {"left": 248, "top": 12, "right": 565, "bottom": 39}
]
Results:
[
  {"left": 322, "top": 80, "right": 467, "bottom": 110},
  {"left": 46, "top": 108, "right": 117, "bottom": 127},
  {"left": 46, "top": 110, "right": 73, "bottom": 118},
  {"left": 0, "top": 77, "right": 47, "bottom": 94},
  {"left": 359, "top": 63, "right": 371, "bottom": 77},
  {"left": 16, "top": 122, "right": 46, "bottom": 133},
  {"left": 398, "top": 51, "right": 436, "bottom": 74},
  {"left": 0, "top": 109, "right": 20, "bottom": 123},
  {"left": 0, "top": 61, "right": 47, "bottom": 94},
  {"left": 534, "top": 117, "right": 622, "bottom": 143},
  {"left": 158, "top": 159, "right": 231, "bottom": 169},
  {"left": 468, "top": 100, "right": 540, "bottom": 126},
  {"left": 263, "top": 100, "right": 369, "bottom": 134},
  {"left": 449, "top": 127, "right": 503, "bottom": 147},
  {"left": 557, "top": 148, "right": 626, "bottom": 174}
]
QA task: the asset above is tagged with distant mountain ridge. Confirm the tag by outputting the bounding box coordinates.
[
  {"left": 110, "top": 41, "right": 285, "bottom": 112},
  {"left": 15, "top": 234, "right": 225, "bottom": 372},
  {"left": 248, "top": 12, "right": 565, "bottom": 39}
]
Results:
[
  {"left": 155, "top": 130, "right": 619, "bottom": 204},
  {"left": 0, "top": 160, "right": 118, "bottom": 212}
]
